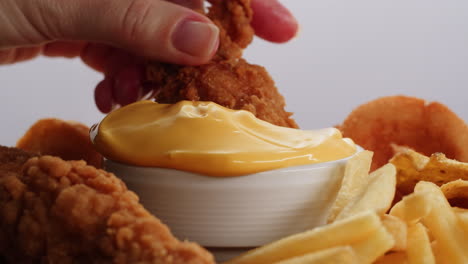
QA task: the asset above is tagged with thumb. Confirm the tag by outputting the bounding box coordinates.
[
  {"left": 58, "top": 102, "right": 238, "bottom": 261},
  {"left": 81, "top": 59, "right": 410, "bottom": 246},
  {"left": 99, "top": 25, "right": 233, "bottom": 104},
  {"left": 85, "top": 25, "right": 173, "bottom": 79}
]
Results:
[{"left": 8, "top": 0, "right": 219, "bottom": 65}]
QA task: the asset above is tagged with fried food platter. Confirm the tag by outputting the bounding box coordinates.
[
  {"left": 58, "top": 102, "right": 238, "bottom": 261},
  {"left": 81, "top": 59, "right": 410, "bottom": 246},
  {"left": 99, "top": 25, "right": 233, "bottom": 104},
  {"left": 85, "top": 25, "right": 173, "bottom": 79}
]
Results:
[{"left": 2, "top": 0, "right": 468, "bottom": 262}]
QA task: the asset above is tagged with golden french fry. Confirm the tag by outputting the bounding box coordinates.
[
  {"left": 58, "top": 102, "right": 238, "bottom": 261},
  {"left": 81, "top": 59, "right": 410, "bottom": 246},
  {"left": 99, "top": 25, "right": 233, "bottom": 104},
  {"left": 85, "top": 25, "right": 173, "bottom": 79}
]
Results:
[
  {"left": 452, "top": 207, "right": 468, "bottom": 213},
  {"left": 406, "top": 223, "right": 435, "bottom": 264},
  {"left": 389, "top": 192, "right": 432, "bottom": 224},
  {"left": 415, "top": 181, "right": 468, "bottom": 264},
  {"left": 272, "top": 246, "right": 357, "bottom": 264},
  {"left": 373, "top": 252, "right": 407, "bottom": 264},
  {"left": 274, "top": 221, "right": 394, "bottom": 264},
  {"left": 351, "top": 224, "right": 394, "bottom": 264},
  {"left": 224, "top": 211, "right": 382, "bottom": 264},
  {"left": 327, "top": 151, "right": 373, "bottom": 223},
  {"left": 381, "top": 214, "right": 407, "bottom": 251},
  {"left": 335, "top": 164, "right": 396, "bottom": 221},
  {"left": 275, "top": 225, "right": 394, "bottom": 264},
  {"left": 454, "top": 207, "right": 468, "bottom": 231},
  {"left": 431, "top": 240, "right": 449, "bottom": 264}
]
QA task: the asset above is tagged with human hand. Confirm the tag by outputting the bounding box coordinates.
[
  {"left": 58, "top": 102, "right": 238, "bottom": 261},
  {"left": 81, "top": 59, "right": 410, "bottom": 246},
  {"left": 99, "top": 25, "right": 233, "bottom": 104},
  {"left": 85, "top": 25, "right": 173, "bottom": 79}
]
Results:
[
  {"left": 93, "top": 0, "right": 298, "bottom": 113},
  {"left": 0, "top": 0, "right": 297, "bottom": 112}
]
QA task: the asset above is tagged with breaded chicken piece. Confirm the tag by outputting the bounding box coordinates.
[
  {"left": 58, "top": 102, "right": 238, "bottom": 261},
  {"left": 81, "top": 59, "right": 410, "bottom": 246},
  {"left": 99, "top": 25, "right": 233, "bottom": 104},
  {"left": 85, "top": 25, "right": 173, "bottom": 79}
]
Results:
[
  {"left": 207, "top": 0, "right": 254, "bottom": 60},
  {"left": 340, "top": 96, "right": 468, "bottom": 171},
  {"left": 16, "top": 119, "right": 103, "bottom": 169},
  {"left": 0, "top": 146, "right": 214, "bottom": 264},
  {"left": 148, "top": 58, "right": 297, "bottom": 128},
  {"left": 145, "top": 0, "right": 297, "bottom": 128}
]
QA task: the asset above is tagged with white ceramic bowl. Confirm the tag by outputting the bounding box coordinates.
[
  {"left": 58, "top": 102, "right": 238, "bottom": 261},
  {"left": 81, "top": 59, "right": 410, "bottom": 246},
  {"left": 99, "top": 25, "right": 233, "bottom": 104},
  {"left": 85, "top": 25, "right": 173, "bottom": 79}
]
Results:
[{"left": 105, "top": 157, "right": 353, "bottom": 248}]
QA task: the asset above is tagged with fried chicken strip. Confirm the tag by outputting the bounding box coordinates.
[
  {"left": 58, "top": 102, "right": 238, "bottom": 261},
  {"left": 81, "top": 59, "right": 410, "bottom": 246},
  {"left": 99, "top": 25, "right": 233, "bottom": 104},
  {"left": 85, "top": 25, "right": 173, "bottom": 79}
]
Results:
[
  {"left": 146, "top": 0, "right": 297, "bottom": 128},
  {"left": 0, "top": 146, "right": 214, "bottom": 264}
]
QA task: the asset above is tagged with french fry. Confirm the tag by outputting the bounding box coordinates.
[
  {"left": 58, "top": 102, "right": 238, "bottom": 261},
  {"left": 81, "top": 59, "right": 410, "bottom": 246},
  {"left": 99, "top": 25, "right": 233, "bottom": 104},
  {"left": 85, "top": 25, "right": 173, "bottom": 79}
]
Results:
[
  {"left": 224, "top": 211, "right": 382, "bottom": 264},
  {"left": 381, "top": 214, "right": 407, "bottom": 251},
  {"left": 272, "top": 246, "right": 357, "bottom": 264},
  {"left": 389, "top": 192, "right": 432, "bottom": 224},
  {"left": 335, "top": 163, "right": 396, "bottom": 221},
  {"left": 351, "top": 224, "right": 394, "bottom": 264},
  {"left": 406, "top": 223, "right": 435, "bottom": 264},
  {"left": 415, "top": 181, "right": 468, "bottom": 264},
  {"left": 431, "top": 240, "right": 449, "bottom": 264},
  {"left": 273, "top": 226, "right": 394, "bottom": 264},
  {"left": 454, "top": 207, "right": 468, "bottom": 231},
  {"left": 327, "top": 151, "right": 373, "bottom": 223},
  {"left": 374, "top": 252, "right": 407, "bottom": 264},
  {"left": 228, "top": 149, "right": 468, "bottom": 264}
]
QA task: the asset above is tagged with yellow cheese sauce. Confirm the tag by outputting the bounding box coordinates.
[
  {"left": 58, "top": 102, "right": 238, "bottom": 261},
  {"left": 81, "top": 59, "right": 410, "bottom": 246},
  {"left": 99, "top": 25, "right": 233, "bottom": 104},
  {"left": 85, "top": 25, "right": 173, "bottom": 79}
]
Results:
[{"left": 91, "top": 100, "right": 356, "bottom": 177}]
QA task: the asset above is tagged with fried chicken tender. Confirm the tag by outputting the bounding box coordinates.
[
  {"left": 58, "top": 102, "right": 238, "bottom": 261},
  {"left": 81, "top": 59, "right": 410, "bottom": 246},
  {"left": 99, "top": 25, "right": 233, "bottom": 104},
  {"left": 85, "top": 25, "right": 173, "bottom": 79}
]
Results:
[
  {"left": 146, "top": 0, "right": 297, "bottom": 128},
  {"left": 0, "top": 146, "right": 214, "bottom": 264},
  {"left": 17, "top": 118, "right": 103, "bottom": 168},
  {"left": 340, "top": 96, "right": 468, "bottom": 171}
]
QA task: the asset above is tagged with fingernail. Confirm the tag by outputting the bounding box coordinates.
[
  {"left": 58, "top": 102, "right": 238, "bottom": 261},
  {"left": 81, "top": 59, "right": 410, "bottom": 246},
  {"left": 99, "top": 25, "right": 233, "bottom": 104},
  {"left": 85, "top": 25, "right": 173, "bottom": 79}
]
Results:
[{"left": 172, "top": 20, "right": 219, "bottom": 58}]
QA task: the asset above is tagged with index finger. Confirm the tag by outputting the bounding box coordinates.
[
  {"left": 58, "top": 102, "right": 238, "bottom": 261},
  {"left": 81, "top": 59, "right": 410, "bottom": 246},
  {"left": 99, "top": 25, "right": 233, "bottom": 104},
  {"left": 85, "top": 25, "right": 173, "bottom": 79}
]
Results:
[{"left": 250, "top": 0, "right": 298, "bottom": 43}]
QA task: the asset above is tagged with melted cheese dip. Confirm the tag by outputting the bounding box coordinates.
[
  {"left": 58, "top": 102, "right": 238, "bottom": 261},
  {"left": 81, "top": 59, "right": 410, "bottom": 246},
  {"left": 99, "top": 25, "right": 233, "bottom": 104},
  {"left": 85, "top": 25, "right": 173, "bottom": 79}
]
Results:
[{"left": 91, "top": 101, "right": 356, "bottom": 176}]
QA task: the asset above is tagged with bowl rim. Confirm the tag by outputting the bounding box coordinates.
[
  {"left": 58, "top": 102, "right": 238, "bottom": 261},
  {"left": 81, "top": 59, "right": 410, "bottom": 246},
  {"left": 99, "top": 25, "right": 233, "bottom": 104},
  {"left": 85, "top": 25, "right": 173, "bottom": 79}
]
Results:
[{"left": 105, "top": 146, "right": 362, "bottom": 180}]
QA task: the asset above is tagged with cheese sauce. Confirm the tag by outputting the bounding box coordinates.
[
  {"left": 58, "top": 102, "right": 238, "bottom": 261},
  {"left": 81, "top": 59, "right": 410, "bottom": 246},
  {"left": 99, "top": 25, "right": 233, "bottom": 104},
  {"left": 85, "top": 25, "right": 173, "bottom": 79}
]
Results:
[{"left": 91, "top": 101, "right": 356, "bottom": 176}]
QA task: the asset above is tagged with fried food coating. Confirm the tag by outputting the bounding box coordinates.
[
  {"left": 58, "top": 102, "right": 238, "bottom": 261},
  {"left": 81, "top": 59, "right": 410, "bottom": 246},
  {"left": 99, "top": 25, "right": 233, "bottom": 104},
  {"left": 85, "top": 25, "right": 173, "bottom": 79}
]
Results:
[
  {"left": 390, "top": 148, "right": 468, "bottom": 196},
  {"left": 146, "top": 0, "right": 297, "bottom": 128},
  {"left": 16, "top": 119, "right": 103, "bottom": 168},
  {"left": 207, "top": 0, "right": 253, "bottom": 60},
  {"left": 0, "top": 146, "right": 214, "bottom": 264},
  {"left": 148, "top": 58, "right": 297, "bottom": 128},
  {"left": 340, "top": 96, "right": 468, "bottom": 171}
]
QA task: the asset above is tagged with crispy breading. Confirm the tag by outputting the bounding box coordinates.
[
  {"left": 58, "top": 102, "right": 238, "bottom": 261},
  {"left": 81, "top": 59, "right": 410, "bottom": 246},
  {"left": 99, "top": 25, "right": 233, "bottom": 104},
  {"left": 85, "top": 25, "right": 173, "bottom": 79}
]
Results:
[
  {"left": 0, "top": 146, "right": 214, "bottom": 264},
  {"left": 390, "top": 148, "right": 468, "bottom": 197},
  {"left": 208, "top": 0, "right": 254, "bottom": 60},
  {"left": 145, "top": 0, "right": 297, "bottom": 128},
  {"left": 340, "top": 96, "right": 468, "bottom": 171},
  {"left": 147, "top": 58, "right": 297, "bottom": 128}
]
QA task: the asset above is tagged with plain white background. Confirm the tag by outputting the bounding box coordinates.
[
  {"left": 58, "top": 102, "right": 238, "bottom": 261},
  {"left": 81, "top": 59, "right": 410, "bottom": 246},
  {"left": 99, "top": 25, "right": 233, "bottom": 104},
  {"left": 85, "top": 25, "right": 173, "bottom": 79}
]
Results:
[{"left": 1, "top": 1, "right": 467, "bottom": 146}]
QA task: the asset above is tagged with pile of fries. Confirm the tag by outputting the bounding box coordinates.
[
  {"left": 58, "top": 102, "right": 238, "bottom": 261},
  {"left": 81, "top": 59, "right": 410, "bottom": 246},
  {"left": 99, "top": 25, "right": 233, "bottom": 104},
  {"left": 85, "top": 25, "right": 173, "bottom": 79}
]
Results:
[{"left": 225, "top": 149, "right": 468, "bottom": 264}]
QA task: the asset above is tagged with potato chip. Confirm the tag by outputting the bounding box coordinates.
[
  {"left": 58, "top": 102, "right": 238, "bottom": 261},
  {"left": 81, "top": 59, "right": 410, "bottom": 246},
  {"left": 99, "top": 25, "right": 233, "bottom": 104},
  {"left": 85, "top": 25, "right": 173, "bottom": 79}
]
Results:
[
  {"left": 224, "top": 211, "right": 384, "bottom": 264},
  {"left": 272, "top": 246, "right": 356, "bottom": 264},
  {"left": 335, "top": 163, "right": 396, "bottom": 221},
  {"left": 16, "top": 119, "right": 103, "bottom": 168},
  {"left": 327, "top": 151, "right": 373, "bottom": 223},
  {"left": 406, "top": 223, "right": 435, "bottom": 264},
  {"left": 414, "top": 181, "right": 468, "bottom": 264},
  {"left": 381, "top": 214, "right": 407, "bottom": 251},
  {"left": 391, "top": 149, "right": 468, "bottom": 196}
]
